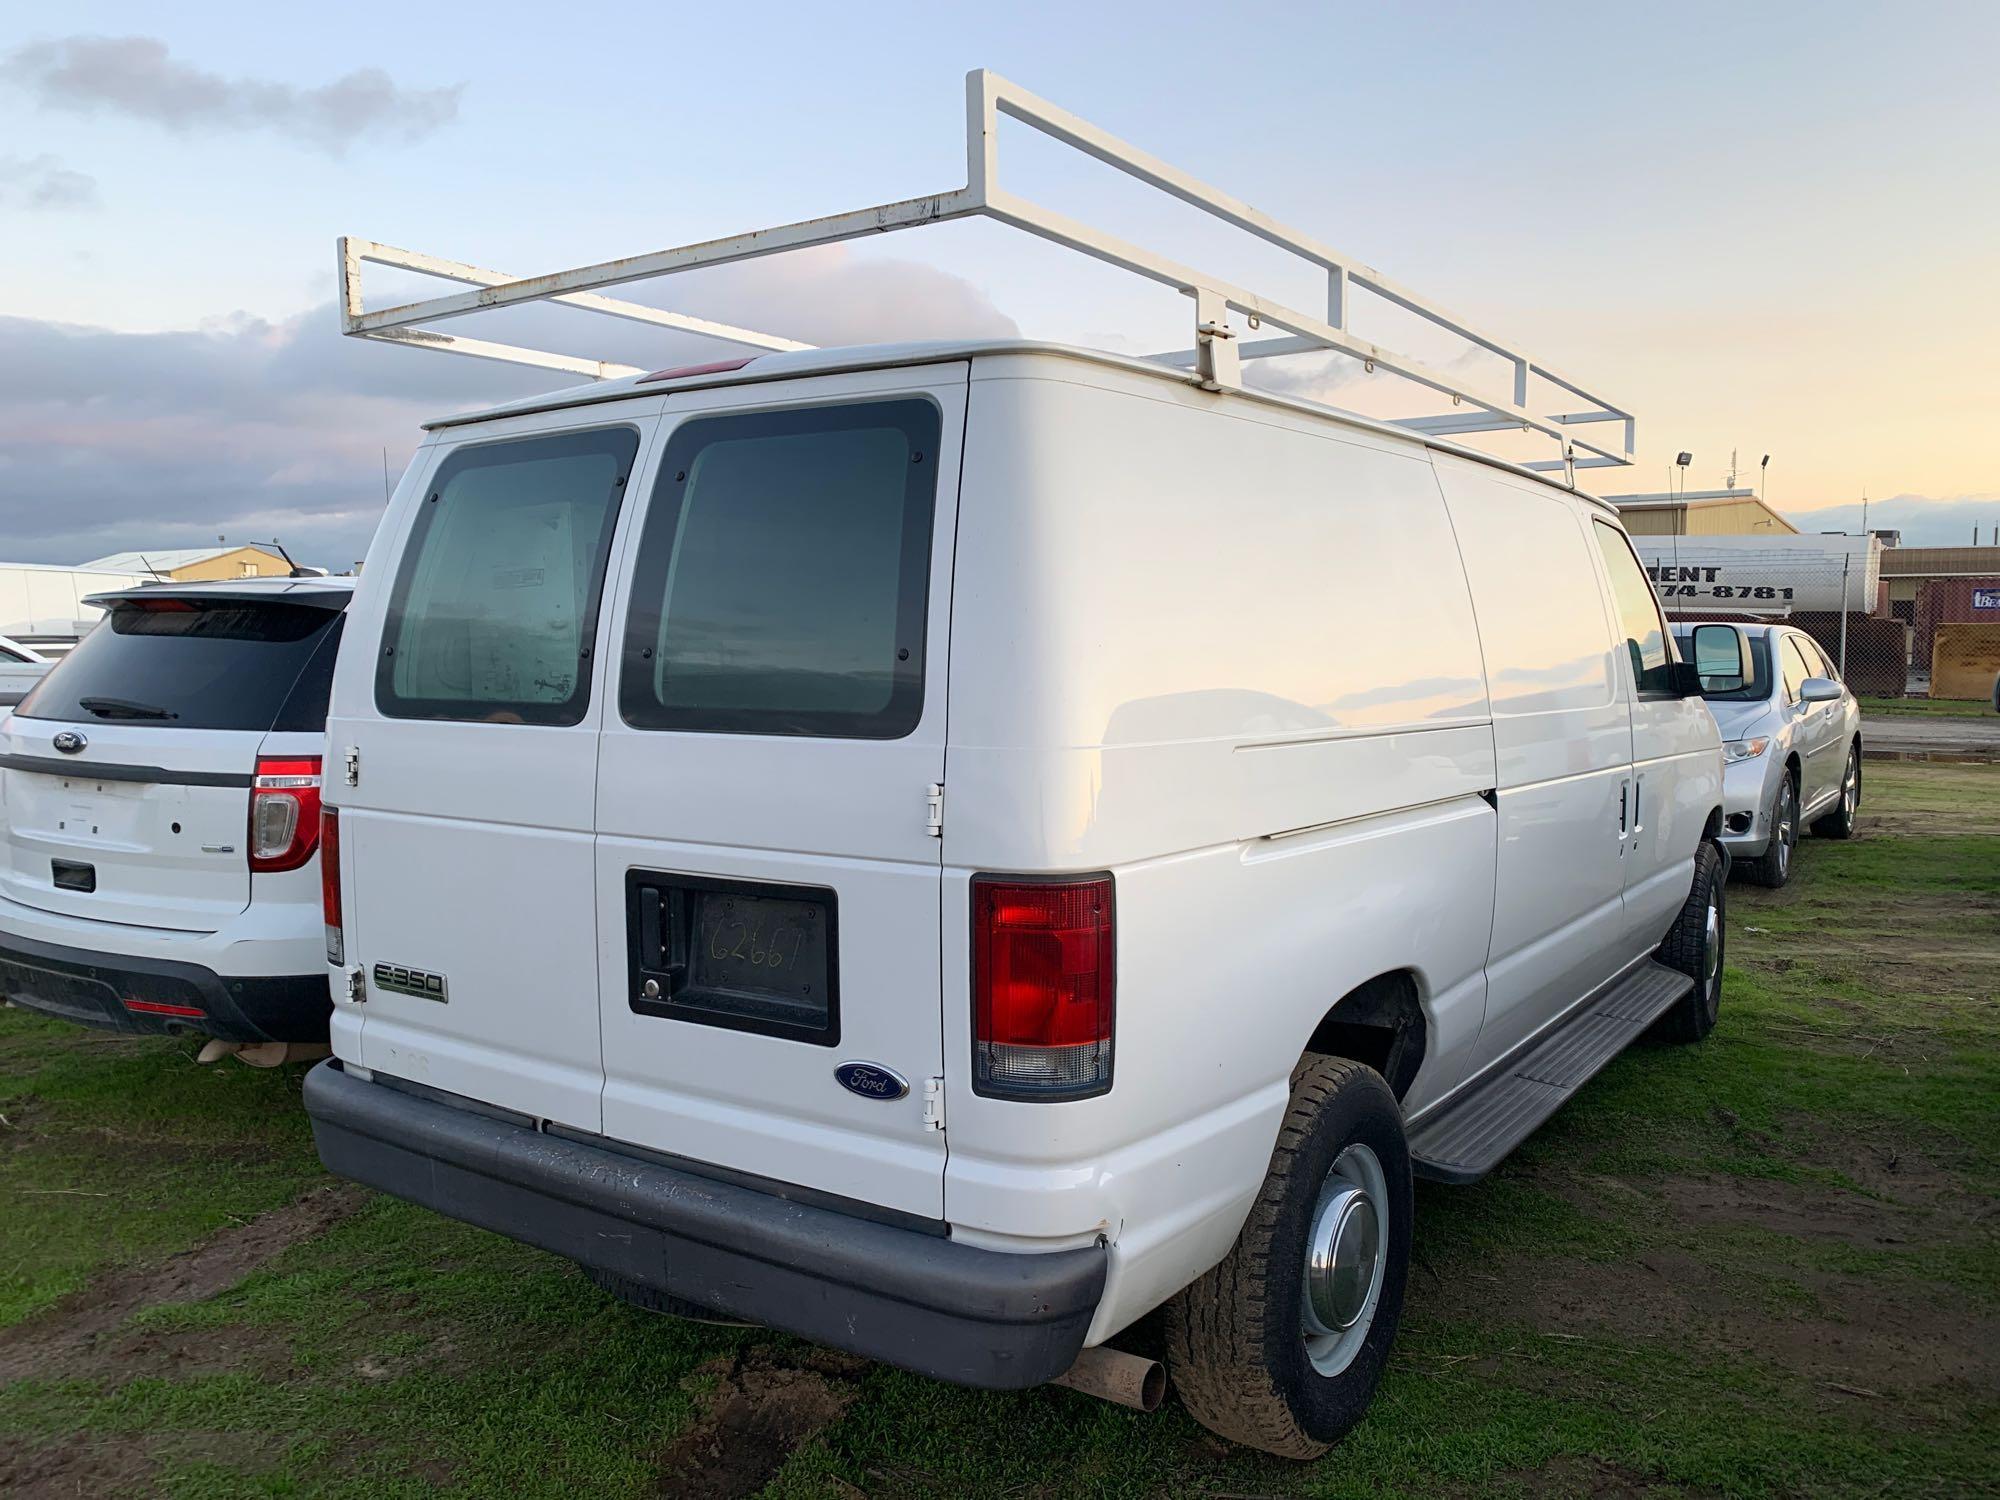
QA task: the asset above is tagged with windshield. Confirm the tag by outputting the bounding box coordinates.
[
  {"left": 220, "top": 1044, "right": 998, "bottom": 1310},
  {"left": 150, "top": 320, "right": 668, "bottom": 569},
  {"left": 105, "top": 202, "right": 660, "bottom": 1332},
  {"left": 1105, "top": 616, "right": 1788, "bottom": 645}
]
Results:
[
  {"left": 1674, "top": 629, "right": 1772, "bottom": 704},
  {"left": 17, "top": 599, "right": 344, "bottom": 732}
]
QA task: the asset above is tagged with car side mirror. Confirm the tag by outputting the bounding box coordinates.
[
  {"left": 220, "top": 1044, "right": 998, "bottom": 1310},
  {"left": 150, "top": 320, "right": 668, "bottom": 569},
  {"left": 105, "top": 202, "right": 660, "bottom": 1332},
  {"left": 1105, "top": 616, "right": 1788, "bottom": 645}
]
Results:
[
  {"left": 1688, "top": 623, "right": 1748, "bottom": 692},
  {"left": 1670, "top": 661, "right": 1706, "bottom": 698},
  {"left": 1800, "top": 676, "right": 1842, "bottom": 703}
]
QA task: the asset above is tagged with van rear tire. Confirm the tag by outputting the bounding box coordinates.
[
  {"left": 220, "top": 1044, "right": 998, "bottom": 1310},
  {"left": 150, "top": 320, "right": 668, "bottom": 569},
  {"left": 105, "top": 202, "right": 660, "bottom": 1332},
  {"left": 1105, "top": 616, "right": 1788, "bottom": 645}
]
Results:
[
  {"left": 1649, "top": 841, "right": 1725, "bottom": 1045},
  {"left": 1164, "top": 1056, "right": 1411, "bottom": 1458}
]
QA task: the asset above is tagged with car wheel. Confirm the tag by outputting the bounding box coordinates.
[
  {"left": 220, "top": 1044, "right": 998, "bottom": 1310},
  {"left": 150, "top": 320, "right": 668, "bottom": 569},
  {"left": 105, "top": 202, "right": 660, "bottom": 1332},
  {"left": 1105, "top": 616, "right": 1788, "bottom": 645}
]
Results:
[
  {"left": 1811, "top": 743, "right": 1861, "bottom": 840},
  {"left": 1164, "top": 1056, "right": 1411, "bottom": 1458},
  {"left": 1742, "top": 773, "right": 1797, "bottom": 888},
  {"left": 1649, "top": 841, "right": 1725, "bottom": 1045}
]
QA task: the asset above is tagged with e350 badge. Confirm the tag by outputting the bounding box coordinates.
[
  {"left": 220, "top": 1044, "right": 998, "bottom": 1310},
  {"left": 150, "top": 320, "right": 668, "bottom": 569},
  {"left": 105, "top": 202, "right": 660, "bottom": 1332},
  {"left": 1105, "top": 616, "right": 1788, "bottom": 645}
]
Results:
[{"left": 373, "top": 964, "right": 448, "bottom": 1002}]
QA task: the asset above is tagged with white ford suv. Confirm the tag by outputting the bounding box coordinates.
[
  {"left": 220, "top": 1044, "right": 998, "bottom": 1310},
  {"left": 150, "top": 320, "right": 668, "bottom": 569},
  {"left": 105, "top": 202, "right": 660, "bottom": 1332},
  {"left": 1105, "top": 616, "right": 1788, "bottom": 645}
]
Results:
[
  {"left": 0, "top": 579, "right": 351, "bottom": 1056},
  {"left": 303, "top": 340, "right": 1724, "bottom": 1454}
]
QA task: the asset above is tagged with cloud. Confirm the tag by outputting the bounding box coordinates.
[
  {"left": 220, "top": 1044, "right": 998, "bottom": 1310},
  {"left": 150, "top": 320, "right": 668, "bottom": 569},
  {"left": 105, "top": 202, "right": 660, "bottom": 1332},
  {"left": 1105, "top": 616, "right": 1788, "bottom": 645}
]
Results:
[
  {"left": 0, "top": 249, "right": 1015, "bottom": 569},
  {"left": 0, "top": 153, "right": 97, "bottom": 209},
  {"left": 2, "top": 35, "right": 460, "bottom": 153}
]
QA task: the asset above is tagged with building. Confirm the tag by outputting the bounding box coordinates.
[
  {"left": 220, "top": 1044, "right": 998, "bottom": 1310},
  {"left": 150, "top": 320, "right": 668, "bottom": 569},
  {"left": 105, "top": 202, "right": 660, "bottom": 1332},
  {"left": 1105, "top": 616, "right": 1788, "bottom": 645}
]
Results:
[
  {"left": 1602, "top": 488, "right": 1799, "bottom": 537},
  {"left": 81, "top": 544, "right": 295, "bottom": 581},
  {"left": 1877, "top": 545, "right": 2000, "bottom": 684}
]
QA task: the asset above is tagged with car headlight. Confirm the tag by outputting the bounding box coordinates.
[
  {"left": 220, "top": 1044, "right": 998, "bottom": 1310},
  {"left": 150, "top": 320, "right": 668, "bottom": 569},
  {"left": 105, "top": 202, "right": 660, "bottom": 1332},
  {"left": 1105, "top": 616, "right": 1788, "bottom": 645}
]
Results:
[{"left": 1722, "top": 737, "right": 1770, "bottom": 763}]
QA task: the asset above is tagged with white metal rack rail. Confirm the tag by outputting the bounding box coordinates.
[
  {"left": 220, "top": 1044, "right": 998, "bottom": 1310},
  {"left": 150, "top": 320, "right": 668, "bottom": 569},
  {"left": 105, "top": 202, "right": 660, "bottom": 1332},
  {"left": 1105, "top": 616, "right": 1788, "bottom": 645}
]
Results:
[{"left": 339, "top": 70, "right": 1635, "bottom": 475}]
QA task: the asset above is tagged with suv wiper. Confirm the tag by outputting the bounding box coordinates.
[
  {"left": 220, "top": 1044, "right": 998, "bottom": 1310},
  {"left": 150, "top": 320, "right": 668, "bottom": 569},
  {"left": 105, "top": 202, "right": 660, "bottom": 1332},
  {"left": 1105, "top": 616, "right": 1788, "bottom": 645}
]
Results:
[{"left": 76, "top": 696, "right": 179, "bottom": 720}]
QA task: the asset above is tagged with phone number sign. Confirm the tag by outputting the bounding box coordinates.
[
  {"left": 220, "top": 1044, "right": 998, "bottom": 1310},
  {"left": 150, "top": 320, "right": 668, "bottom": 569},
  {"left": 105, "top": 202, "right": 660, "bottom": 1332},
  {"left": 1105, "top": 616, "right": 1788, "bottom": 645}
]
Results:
[{"left": 1647, "top": 563, "right": 1795, "bottom": 606}]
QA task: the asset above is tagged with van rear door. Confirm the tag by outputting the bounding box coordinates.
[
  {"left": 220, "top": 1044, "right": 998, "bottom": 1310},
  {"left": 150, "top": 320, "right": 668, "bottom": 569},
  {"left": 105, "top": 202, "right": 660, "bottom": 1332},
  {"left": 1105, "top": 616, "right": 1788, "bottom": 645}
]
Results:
[
  {"left": 0, "top": 592, "right": 345, "bottom": 932},
  {"left": 593, "top": 371, "right": 963, "bottom": 1220},
  {"left": 331, "top": 421, "right": 649, "bottom": 1130}
]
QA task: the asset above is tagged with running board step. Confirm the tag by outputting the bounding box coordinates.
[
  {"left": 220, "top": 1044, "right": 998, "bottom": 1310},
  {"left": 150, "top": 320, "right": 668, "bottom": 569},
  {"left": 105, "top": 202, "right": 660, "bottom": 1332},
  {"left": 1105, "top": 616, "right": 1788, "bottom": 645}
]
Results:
[{"left": 1408, "top": 961, "right": 1693, "bottom": 1185}]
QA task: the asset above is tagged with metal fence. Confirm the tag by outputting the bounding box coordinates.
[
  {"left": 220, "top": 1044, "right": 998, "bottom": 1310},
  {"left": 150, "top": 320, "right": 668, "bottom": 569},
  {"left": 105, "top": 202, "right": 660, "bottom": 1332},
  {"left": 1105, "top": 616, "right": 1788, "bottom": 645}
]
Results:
[{"left": 1651, "top": 556, "right": 2000, "bottom": 700}]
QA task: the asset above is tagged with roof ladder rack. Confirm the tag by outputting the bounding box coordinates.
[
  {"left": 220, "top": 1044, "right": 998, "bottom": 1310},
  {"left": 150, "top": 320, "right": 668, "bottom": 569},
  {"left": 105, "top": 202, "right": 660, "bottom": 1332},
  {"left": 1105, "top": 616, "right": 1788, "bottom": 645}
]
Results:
[{"left": 338, "top": 69, "right": 1635, "bottom": 476}]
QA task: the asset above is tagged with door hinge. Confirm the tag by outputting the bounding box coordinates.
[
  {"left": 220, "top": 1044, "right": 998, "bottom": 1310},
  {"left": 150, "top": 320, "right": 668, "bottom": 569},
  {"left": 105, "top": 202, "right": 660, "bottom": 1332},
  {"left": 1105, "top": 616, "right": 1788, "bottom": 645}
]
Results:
[
  {"left": 346, "top": 967, "right": 366, "bottom": 1004},
  {"left": 925, "top": 783, "right": 944, "bottom": 838},
  {"left": 343, "top": 746, "right": 359, "bottom": 787},
  {"left": 922, "top": 1075, "right": 945, "bottom": 1131}
]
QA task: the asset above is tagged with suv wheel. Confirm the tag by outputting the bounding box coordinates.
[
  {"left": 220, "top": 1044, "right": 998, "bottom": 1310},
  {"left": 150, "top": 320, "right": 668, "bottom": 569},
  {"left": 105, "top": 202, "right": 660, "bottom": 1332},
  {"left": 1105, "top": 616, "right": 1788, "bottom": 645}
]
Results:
[
  {"left": 1811, "top": 744, "right": 1861, "bottom": 840},
  {"left": 1164, "top": 1056, "right": 1411, "bottom": 1458},
  {"left": 1649, "top": 841, "right": 1725, "bottom": 1045},
  {"left": 1743, "top": 773, "right": 1797, "bottom": 888}
]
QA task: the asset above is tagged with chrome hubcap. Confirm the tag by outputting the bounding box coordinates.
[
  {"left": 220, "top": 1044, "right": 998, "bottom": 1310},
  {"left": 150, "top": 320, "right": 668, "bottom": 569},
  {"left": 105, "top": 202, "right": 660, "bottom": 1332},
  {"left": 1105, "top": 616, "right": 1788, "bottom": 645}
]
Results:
[
  {"left": 1702, "top": 891, "right": 1723, "bottom": 1008},
  {"left": 1844, "top": 755, "right": 1858, "bottom": 813},
  {"left": 1302, "top": 1143, "right": 1388, "bottom": 1376}
]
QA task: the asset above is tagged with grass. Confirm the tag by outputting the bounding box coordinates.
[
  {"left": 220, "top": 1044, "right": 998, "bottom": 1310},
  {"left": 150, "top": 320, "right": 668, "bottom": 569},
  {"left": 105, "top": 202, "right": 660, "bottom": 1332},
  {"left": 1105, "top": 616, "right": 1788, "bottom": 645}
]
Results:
[
  {"left": 1858, "top": 694, "right": 1992, "bottom": 718},
  {"left": 2, "top": 761, "right": 1996, "bottom": 1497}
]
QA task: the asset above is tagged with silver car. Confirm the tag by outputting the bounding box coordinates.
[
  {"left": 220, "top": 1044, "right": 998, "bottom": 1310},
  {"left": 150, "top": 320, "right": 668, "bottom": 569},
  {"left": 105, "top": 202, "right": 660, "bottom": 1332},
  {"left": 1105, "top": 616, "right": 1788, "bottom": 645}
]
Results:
[{"left": 1675, "top": 622, "right": 1863, "bottom": 887}]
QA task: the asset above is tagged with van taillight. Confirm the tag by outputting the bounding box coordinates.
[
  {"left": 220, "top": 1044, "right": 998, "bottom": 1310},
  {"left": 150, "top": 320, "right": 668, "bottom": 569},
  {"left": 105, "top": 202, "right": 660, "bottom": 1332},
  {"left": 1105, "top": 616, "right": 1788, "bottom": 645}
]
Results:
[
  {"left": 321, "top": 806, "right": 343, "bottom": 965},
  {"left": 249, "top": 755, "right": 322, "bottom": 874},
  {"left": 972, "top": 875, "right": 1114, "bottom": 1099}
]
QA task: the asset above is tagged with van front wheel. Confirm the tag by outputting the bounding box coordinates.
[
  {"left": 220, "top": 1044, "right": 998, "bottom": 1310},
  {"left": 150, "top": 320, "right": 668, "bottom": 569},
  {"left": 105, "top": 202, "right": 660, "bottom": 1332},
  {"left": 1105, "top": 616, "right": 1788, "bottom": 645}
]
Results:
[{"left": 1164, "top": 1056, "right": 1411, "bottom": 1458}]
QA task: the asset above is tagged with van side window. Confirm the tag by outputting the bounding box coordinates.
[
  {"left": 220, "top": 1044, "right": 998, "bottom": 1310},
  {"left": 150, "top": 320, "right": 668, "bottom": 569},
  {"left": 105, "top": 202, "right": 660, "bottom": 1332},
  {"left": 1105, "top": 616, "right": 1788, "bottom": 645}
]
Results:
[
  {"left": 1590, "top": 522, "right": 1675, "bottom": 696},
  {"left": 377, "top": 427, "right": 638, "bottom": 726},
  {"left": 618, "top": 400, "right": 940, "bottom": 739}
]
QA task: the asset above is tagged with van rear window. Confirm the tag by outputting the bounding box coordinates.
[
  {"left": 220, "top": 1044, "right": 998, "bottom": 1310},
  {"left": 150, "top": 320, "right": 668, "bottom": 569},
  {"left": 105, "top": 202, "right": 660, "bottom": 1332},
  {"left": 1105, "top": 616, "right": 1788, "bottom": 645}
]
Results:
[
  {"left": 618, "top": 400, "right": 940, "bottom": 739},
  {"left": 378, "top": 427, "right": 639, "bottom": 726},
  {"left": 16, "top": 601, "right": 344, "bottom": 732}
]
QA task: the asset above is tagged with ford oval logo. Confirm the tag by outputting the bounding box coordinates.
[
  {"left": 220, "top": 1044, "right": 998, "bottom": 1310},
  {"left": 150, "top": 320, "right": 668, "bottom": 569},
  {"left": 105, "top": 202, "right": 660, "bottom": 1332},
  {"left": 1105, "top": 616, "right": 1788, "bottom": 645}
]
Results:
[
  {"left": 52, "top": 730, "right": 86, "bottom": 755},
  {"left": 834, "top": 1061, "right": 908, "bottom": 1101}
]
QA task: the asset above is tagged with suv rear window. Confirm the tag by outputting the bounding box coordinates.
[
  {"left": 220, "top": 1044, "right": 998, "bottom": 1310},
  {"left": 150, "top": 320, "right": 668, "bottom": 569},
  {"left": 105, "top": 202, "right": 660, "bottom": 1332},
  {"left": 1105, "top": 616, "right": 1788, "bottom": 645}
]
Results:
[
  {"left": 16, "top": 600, "right": 344, "bottom": 732},
  {"left": 618, "top": 399, "right": 940, "bottom": 739},
  {"left": 378, "top": 427, "right": 639, "bottom": 726}
]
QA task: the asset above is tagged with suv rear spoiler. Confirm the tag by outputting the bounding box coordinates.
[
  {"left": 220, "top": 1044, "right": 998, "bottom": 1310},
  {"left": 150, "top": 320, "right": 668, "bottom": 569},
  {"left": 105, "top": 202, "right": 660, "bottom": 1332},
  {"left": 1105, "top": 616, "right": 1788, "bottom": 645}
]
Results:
[{"left": 84, "top": 584, "right": 354, "bottom": 612}]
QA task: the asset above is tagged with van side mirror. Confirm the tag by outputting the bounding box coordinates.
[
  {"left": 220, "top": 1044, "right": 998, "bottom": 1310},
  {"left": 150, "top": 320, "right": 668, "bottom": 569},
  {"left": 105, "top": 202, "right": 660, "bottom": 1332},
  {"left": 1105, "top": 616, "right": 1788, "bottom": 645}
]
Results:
[
  {"left": 1688, "top": 623, "right": 1747, "bottom": 691},
  {"left": 1800, "top": 676, "right": 1842, "bottom": 703}
]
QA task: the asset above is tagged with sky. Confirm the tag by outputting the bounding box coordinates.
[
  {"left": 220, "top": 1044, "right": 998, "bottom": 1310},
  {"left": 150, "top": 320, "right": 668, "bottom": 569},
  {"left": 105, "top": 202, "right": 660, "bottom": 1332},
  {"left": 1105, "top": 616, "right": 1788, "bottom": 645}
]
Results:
[{"left": 1, "top": 1, "right": 1996, "bottom": 568}]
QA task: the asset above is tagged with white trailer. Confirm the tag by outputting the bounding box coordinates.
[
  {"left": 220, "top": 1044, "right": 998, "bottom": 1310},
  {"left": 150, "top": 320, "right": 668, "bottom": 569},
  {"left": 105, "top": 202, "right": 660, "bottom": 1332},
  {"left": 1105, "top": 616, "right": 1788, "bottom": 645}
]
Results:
[
  {"left": 0, "top": 564, "right": 153, "bottom": 655},
  {"left": 1635, "top": 534, "right": 1882, "bottom": 617}
]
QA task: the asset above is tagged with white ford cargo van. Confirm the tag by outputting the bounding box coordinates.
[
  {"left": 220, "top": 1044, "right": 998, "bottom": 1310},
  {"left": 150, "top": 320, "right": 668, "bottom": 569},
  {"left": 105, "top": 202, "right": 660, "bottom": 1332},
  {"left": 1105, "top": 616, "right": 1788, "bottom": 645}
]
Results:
[
  {"left": 304, "top": 336, "right": 1726, "bottom": 1452},
  {"left": 0, "top": 579, "right": 350, "bottom": 1051}
]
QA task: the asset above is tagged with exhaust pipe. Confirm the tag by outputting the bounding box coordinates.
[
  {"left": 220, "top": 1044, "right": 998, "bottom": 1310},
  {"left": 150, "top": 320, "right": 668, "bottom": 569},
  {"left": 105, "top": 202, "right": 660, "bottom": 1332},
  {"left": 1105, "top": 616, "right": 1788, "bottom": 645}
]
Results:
[{"left": 1049, "top": 1345, "right": 1166, "bottom": 1412}]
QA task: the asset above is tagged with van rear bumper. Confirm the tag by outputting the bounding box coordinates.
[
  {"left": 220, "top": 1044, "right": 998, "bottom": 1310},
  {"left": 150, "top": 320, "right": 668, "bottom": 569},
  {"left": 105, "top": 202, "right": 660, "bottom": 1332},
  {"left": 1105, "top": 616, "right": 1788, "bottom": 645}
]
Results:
[
  {"left": 0, "top": 928, "right": 330, "bottom": 1042},
  {"left": 302, "top": 1060, "right": 1107, "bottom": 1390}
]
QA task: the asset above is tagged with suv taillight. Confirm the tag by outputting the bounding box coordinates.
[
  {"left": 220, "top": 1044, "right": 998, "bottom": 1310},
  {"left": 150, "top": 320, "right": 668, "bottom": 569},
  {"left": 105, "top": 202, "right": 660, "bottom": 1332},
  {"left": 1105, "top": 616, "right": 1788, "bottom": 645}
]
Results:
[
  {"left": 321, "top": 805, "right": 342, "bottom": 965},
  {"left": 972, "top": 875, "right": 1115, "bottom": 1099},
  {"left": 248, "top": 755, "right": 322, "bottom": 874}
]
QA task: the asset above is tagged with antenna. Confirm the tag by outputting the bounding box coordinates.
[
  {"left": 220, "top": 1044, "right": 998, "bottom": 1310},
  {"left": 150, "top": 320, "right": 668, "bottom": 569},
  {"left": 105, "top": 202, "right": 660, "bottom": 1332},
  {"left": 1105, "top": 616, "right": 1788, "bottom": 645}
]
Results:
[
  {"left": 1725, "top": 448, "right": 1738, "bottom": 490},
  {"left": 381, "top": 448, "right": 392, "bottom": 502},
  {"left": 265, "top": 538, "right": 305, "bottom": 578}
]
